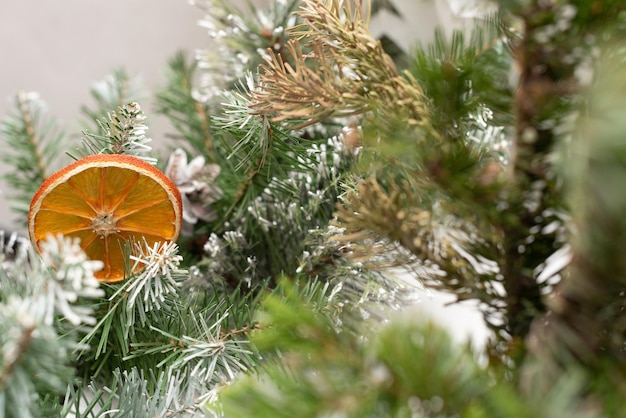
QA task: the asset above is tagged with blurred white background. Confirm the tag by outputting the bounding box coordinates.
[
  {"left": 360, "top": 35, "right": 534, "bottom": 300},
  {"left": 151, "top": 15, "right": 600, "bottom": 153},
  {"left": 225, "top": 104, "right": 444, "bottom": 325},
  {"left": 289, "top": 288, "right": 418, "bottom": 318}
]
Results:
[{"left": 0, "top": 0, "right": 489, "bottom": 349}]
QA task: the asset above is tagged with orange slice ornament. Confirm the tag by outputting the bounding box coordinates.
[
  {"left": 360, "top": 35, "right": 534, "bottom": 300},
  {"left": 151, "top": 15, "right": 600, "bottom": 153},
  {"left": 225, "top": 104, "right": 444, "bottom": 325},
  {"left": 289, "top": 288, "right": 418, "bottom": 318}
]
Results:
[{"left": 28, "top": 154, "right": 183, "bottom": 282}]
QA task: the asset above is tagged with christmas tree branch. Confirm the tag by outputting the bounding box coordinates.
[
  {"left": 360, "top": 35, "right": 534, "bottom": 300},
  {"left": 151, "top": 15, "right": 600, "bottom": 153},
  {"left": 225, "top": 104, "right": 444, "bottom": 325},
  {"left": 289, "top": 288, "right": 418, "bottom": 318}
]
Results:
[
  {"left": 524, "top": 35, "right": 626, "bottom": 404},
  {"left": 0, "top": 234, "right": 104, "bottom": 416},
  {"left": 155, "top": 52, "right": 215, "bottom": 159},
  {"left": 0, "top": 92, "right": 67, "bottom": 219},
  {"left": 220, "top": 279, "right": 594, "bottom": 417},
  {"left": 191, "top": 0, "right": 301, "bottom": 104},
  {"left": 250, "top": 0, "right": 428, "bottom": 128},
  {"left": 332, "top": 176, "right": 503, "bottom": 325},
  {"left": 75, "top": 102, "right": 157, "bottom": 164},
  {"left": 80, "top": 68, "right": 143, "bottom": 132}
]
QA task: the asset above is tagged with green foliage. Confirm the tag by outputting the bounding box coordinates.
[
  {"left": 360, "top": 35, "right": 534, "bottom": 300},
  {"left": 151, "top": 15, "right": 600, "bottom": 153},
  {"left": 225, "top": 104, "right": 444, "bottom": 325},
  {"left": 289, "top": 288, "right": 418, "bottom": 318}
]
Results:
[
  {"left": 220, "top": 282, "right": 596, "bottom": 418},
  {"left": 408, "top": 21, "right": 513, "bottom": 134},
  {"left": 520, "top": 42, "right": 626, "bottom": 404},
  {"left": 191, "top": 0, "right": 302, "bottom": 102},
  {"left": 79, "top": 68, "right": 143, "bottom": 132},
  {"left": 75, "top": 102, "right": 157, "bottom": 164},
  {"left": 74, "top": 240, "right": 263, "bottom": 390},
  {"left": 154, "top": 51, "right": 214, "bottom": 158},
  {"left": 0, "top": 234, "right": 103, "bottom": 417},
  {"left": 2, "top": 0, "right": 626, "bottom": 416},
  {"left": 0, "top": 93, "right": 68, "bottom": 220}
]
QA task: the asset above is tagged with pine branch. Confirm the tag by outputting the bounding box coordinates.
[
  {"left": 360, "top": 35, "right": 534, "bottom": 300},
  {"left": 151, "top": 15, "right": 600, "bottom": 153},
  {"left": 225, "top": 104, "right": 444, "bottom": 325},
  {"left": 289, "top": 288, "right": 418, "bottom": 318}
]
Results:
[
  {"left": 523, "top": 37, "right": 626, "bottom": 406},
  {"left": 0, "top": 92, "right": 67, "bottom": 219},
  {"left": 74, "top": 102, "right": 157, "bottom": 164},
  {"left": 220, "top": 280, "right": 597, "bottom": 418},
  {"left": 155, "top": 51, "right": 215, "bottom": 159},
  {"left": 250, "top": 0, "right": 428, "bottom": 128},
  {"left": 191, "top": 0, "right": 301, "bottom": 103},
  {"left": 80, "top": 68, "right": 143, "bottom": 133},
  {"left": 331, "top": 176, "right": 504, "bottom": 325},
  {"left": 408, "top": 21, "right": 513, "bottom": 138}
]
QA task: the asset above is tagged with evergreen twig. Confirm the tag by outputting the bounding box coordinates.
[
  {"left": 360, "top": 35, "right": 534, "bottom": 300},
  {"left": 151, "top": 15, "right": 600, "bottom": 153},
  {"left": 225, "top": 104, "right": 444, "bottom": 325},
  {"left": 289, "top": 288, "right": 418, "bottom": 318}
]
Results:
[
  {"left": 155, "top": 51, "right": 215, "bottom": 159},
  {"left": 80, "top": 68, "right": 143, "bottom": 132},
  {"left": 74, "top": 102, "right": 157, "bottom": 164},
  {"left": 0, "top": 92, "right": 67, "bottom": 219},
  {"left": 250, "top": 0, "right": 428, "bottom": 128}
]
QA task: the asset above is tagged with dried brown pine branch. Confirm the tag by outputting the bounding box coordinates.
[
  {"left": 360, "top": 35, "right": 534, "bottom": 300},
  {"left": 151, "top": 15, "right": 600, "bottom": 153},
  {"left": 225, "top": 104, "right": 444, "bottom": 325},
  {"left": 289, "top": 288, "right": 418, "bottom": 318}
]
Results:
[
  {"left": 249, "top": 0, "right": 428, "bottom": 128},
  {"left": 332, "top": 176, "right": 505, "bottom": 327}
]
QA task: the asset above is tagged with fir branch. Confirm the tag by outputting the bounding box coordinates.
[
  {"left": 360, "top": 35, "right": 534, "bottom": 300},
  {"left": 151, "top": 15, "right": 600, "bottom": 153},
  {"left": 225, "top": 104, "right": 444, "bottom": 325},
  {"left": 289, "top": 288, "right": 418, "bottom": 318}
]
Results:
[
  {"left": 78, "top": 240, "right": 187, "bottom": 366},
  {"left": 0, "top": 234, "right": 105, "bottom": 417},
  {"left": 76, "top": 238, "right": 264, "bottom": 394},
  {"left": 250, "top": 0, "right": 428, "bottom": 128},
  {"left": 191, "top": 0, "right": 301, "bottom": 103},
  {"left": 0, "top": 314, "right": 35, "bottom": 392},
  {"left": 0, "top": 299, "right": 72, "bottom": 418},
  {"left": 220, "top": 281, "right": 597, "bottom": 418},
  {"left": 523, "top": 41, "right": 626, "bottom": 402},
  {"left": 126, "top": 240, "right": 188, "bottom": 323},
  {"left": 1, "top": 234, "right": 104, "bottom": 331},
  {"left": 75, "top": 102, "right": 157, "bottom": 164},
  {"left": 80, "top": 68, "right": 143, "bottom": 132},
  {"left": 155, "top": 51, "right": 215, "bottom": 159},
  {"left": 0, "top": 92, "right": 67, "bottom": 218},
  {"left": 61, "top": 367, "right": 208, "bottom": 417},
  {"left": 6, "top": 1, "right": 626, "bottom": 415},
  {"left": 37, "top": 234, "right": 105, "bottom": 327},
  {"left": 214, "top": 75, "right": 348, "bottom": 237},
  {"left": 130, "top": 312, "right": 255, "bottom": 385},
  {"left": 114, "top": 283, "right": 266, "bottom": 395}
]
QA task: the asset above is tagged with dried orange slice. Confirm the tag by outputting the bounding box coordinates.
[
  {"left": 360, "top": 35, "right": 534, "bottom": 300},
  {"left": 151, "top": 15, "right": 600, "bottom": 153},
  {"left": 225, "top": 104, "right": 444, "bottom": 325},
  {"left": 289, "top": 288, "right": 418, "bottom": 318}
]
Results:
[{"left": 28, "top": 154, "right": 182, "bottom": 282}]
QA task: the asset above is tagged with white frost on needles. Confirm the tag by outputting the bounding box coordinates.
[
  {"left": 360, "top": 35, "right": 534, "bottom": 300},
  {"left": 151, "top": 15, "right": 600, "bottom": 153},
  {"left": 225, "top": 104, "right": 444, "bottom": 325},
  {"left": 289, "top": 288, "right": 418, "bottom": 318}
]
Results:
[
  {"left": 38, "top": 234, "right": 105, "bottom": 326},
  {"left": 127, "top": 240, "right": 187, "bottom": 312}
]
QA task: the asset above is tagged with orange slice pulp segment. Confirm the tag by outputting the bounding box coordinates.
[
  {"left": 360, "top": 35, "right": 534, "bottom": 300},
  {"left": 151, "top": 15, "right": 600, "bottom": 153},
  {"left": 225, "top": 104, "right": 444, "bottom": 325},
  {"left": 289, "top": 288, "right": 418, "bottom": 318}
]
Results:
[{"left": 28, "top": 154, "right": 183, "bottom": 283}]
